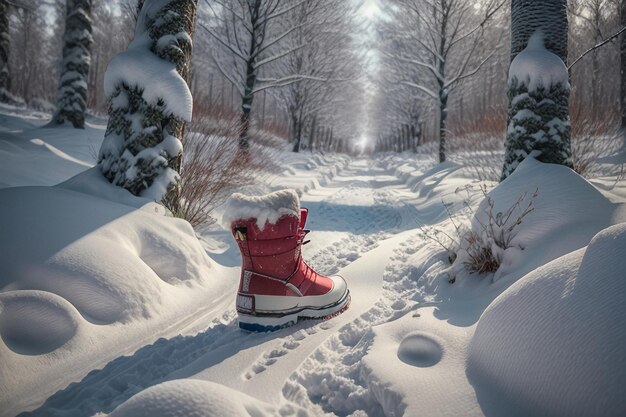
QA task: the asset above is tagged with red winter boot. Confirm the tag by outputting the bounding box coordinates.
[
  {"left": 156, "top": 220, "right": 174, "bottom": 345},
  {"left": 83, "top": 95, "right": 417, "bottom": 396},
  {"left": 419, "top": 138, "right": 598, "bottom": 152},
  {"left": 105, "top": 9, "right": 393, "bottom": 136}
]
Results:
[{"left": 223, "top": 190, "right": 350, "bottom": 331}]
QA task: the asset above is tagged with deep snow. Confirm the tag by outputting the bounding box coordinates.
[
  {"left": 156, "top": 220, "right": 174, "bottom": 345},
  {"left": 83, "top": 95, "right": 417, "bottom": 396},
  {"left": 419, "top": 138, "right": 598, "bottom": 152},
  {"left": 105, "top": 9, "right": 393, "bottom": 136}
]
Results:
[{"left": 1, "top": 106, "right": 626, "bottom": 417}]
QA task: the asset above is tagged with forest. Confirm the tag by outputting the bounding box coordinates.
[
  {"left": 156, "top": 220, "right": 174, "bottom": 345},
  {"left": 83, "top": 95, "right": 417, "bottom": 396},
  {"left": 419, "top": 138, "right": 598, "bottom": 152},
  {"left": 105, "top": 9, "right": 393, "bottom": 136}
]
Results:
[{"left": 0, "top": 1, "right": 625, "bottom": 416}]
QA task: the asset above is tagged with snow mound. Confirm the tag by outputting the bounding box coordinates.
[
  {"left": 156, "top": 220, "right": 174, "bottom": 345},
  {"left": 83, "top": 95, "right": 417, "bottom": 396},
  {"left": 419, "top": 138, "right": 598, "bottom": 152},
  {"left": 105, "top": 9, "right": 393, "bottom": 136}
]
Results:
[
  {"left": 362, "top": 307, "right": 476, "bottom": 417},
  {"left": 0, "top": 290, "right": 80, "bottom": 355},
  {"left": 508, "top": 30, "right": 569, "bottom": 92},
  {"left": 104, "top": 379, "right": 276, "bottom": 417},
  {"left": 468, "top": 223, "right": 626, "bottom": 417},
  {"left": 0, "top": 183, "right": 213, "bottom": 331},
  {"left": 473, "top": 157, "right": 619, "bottom": 281},
  {"left": 220, "top": 189, "right": 301, "bottom": 229}
]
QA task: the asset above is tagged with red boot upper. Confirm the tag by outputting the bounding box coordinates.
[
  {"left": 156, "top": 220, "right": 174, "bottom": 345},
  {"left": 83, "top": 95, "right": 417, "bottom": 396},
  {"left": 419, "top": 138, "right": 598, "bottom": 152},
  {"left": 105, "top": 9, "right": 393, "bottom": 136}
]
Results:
[{"left": 231, "top": 209, "right": 334, "bottom": 298}]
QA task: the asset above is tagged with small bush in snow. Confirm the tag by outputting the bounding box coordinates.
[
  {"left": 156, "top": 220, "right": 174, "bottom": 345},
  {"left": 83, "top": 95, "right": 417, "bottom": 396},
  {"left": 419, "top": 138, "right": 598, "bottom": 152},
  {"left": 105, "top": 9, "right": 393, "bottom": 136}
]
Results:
[
  {"left": 420, "top": 185, "right": 538, "bottom": 281},
  {"left": 164, "top": 117, "right": 281, "bottom": 227},
  {"left": 569, "top": 104, "right": 624, "bottom": 178}
]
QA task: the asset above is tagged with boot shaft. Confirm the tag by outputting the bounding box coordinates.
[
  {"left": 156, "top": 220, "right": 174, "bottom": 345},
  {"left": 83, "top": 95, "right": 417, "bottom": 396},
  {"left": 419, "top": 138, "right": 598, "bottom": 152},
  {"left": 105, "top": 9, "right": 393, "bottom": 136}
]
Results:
[{"left": 231, "top": 214, "right": 303, "bottom": 281}]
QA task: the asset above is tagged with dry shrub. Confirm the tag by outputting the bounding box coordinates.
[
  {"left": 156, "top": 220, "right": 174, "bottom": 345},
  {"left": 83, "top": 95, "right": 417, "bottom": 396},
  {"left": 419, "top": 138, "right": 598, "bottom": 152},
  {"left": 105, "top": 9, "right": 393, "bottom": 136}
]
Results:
[
  {"left": 420, "top": 184, "right": 537, "bottom": 281},
  {"left": 447, "top": 108, "right": 507, "bottom": 181},
  {"left": 569, "top": 102, "right": 624, "bottom": 178},
  {"left": 167, "top": 116, "right": 281, "bottom": 227}
]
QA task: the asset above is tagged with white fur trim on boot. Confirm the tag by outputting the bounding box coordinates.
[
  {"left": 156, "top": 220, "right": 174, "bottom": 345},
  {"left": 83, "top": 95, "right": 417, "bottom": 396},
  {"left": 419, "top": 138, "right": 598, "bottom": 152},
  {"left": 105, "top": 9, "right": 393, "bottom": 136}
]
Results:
[{"left": 221, "top": 189, "right": 300, "bottom": 229}]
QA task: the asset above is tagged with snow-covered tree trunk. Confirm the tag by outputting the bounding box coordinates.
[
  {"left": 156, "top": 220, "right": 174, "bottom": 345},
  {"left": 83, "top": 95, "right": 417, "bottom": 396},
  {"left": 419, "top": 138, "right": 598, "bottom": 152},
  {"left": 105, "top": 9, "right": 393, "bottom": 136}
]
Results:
[
  {"left": 0, "top": 0, "right": 10, "bottom": 103},
  {"left": 51, "top": 0, "right": 93, "bottom": 129},
  {"left": 98, "top": 0, "right": 197, "bottom": 208},
  {"left": 502, "top": 0, "right": 572, "bottom": 180},
  {"left": 622, "top": 0, "right": 626, "bottom": 128}
]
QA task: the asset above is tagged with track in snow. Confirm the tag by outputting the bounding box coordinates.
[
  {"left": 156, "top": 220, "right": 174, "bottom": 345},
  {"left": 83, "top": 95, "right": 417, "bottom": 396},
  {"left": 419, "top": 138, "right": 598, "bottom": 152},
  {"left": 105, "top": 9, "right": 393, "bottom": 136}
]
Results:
[{"left": 21, "top": 158, "right": 428, "bottom": 417}]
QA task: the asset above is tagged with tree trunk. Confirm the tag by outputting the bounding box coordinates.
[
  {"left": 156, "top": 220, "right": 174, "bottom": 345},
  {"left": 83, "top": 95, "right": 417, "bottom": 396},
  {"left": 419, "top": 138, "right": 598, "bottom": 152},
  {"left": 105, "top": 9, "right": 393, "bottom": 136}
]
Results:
[
  {"left": 237, "top": 0, "right": 261, "bottom": 149},
  {"left": 439, "top": 83, "right": 448, "bottom": 163},
  {"left": 510, "top": 0, "right": 567, "bottom": 63},
  {"left": 292, "top": 113, "right": 302, "bottom": 152},
  {"left": 0, "top": 0, "right": 10, "bottom": 103},
  {"left": 52, "top": 0, "right": 93, "bottom": 128},
  {"left": 98, "top": 0, "right": 198, "bottom": 209},
  {"left": 502, "top": 0, "right": 572, "bottom": 180},
  {"left": 308, "top": 115, "right": 317, "bottom": 151},
  {"left": 621, "top": 0, "right": 626, "bottom": 128}
]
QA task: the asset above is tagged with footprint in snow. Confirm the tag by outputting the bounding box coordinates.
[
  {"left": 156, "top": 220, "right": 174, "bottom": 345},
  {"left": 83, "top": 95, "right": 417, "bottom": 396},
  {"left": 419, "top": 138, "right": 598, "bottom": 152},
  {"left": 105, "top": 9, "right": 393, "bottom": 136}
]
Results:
[{"left": 243, "top": 326, "right": 319, "bottom": 380}]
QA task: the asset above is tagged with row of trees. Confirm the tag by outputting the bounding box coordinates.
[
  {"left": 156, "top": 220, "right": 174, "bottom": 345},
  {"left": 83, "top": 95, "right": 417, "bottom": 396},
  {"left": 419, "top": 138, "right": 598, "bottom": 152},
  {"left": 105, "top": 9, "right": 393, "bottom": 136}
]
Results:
[
  {"left": 1, "top": 0, "right": 366, "bottom": 153},
  {"left": 373, "top": 0, "right": 625, "bottom": 164},
  {"left": 1, "top": 0, "right": 135, "bottom": 116},
  {"left": 1, "top": 0, "right": 624, "bottom": 208}
]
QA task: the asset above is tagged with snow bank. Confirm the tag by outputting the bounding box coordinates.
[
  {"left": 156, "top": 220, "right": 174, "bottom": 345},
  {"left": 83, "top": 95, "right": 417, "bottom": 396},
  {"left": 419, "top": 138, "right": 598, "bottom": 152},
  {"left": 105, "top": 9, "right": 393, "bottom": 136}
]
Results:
[
  {"left": 508, "top": 31, "right": 569, "bottom": 92},
  {"left": 471, "top": 157, "right": 620, "bottom": 281},
  {"left": 468, "top": 223, "right": 626, "bottom": 416},
  {"left": 220, "top": 189, "right": 301, "bottom": 229},
  {"left": 0, "top": 178, "right": 223, "bottom": 413},
  {"left": 0, "top": 185, "right": 212, "bottom": 326},
  {"left": 100, "top": 379, "right": 277, "bottom": 417}
]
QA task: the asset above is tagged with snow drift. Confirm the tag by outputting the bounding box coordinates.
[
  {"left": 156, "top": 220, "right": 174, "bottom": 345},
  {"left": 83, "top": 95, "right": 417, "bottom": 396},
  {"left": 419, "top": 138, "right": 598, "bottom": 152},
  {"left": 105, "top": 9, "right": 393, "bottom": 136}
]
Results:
[
  {"left": 97, "top": 379, "right": 282, "bottom": 417},
  {"left": 468, "top": 157, "right": 621, "bottom": 282},
  {"left": 468, "top": 223, "right": 626, "bottom": 417},
  {"left": 0, "top": 174, "right": 222, "bottom": 414}
]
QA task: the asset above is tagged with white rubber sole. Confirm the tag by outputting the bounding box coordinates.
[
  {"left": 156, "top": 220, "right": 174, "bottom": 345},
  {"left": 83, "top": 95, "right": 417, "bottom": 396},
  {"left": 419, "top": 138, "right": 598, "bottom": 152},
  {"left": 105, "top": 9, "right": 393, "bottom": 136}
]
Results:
[{"left": 238, "top": 290, "right": 350, "bottom": 332}]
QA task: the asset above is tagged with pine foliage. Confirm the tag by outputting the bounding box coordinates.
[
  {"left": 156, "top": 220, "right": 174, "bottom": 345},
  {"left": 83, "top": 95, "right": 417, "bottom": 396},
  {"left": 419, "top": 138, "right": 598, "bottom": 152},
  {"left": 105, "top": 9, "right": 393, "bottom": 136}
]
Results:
[
  {"left": 98, "top": 0, "right": 196, "bottom": 204},
  {"left": 502, "top": 79, "right": 573, "bottom": 179},
  {"left": 52, "top": 0, "right": 93, "bottom": 128},
  {"left": 502, "top": 0, "right": 572, "bottom": 180}
]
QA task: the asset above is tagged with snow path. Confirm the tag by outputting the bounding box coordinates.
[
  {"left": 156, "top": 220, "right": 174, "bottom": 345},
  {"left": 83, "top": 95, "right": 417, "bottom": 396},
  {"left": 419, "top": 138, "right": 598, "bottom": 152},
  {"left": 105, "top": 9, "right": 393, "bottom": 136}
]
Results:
[{"left": 20, "top": 158, "right": 429, "bottom": 417}]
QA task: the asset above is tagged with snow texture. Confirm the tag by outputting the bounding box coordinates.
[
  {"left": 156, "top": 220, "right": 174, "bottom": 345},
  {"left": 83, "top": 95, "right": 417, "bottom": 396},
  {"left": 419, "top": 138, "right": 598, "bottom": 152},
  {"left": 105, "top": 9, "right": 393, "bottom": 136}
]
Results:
[
  {"left": 508, "top": 30, "right": 569, "bottom": 92},
  {"left": 2, "top": 107, "right": 626, "bottom": 417},
  {"left": 468, "top": 223, "right": 626, "bottom": 417},
  {"left": 0, "top": 175, "right": 222, "bottom": 414},
  {"left": 466, "top": 157, "right": 617, "bottom": 282},
  {"left": 100, "top": 379, "right": 277, "bottom": 417},
  {"left": 220, "top": 189, "right": 301, "bottom": 229},
  {"left": 104, "top": 37, "right": 192, "bottom": 121}
]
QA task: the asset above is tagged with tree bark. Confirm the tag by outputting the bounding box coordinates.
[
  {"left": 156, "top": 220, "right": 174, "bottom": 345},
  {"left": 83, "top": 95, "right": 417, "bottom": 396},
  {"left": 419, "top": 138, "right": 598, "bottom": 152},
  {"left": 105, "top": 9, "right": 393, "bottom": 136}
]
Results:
[
  {"left": 621, "top": 0, "right": 626, "bottom": 128},
  {"left": 237, "top": 0, "right": 261, "bottom": 149},
  {"left": 502, "top": 0, "right": 572, "bottom": 180},
  {"left": 99, "top": 0, "right": 198, "bottom": 209},
  {"left": 0, "top": 0, "right": 10, "bottom": 102},
  {"left": 52, "top": 0, "right": 93, "bottom": 128},
  {"left": 510, "top": 0, "right": 568, "bottom": 63}
]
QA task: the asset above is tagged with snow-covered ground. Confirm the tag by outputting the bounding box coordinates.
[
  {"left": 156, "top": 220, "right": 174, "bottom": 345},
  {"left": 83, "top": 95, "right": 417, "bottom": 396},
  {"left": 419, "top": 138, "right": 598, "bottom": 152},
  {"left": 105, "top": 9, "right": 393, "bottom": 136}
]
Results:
[{"left": 1, "top": 106, "right": 625, "bottom": 417}]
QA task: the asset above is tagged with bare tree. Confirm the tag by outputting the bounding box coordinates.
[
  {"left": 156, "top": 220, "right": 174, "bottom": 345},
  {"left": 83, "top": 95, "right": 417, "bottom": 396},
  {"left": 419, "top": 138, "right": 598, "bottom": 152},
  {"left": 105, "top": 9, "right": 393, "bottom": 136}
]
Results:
[
  {"left": 569, "top": 0, "right": 619, "bottom": 112},
  {"left": 380, "top": 0, "right": 506, "bottom": 163},
  {"left": 271, "top": 0, "right": 358, "bottom": 152},
  {"left": 200, "top": 0, "right": 333, "bottom": 149}
]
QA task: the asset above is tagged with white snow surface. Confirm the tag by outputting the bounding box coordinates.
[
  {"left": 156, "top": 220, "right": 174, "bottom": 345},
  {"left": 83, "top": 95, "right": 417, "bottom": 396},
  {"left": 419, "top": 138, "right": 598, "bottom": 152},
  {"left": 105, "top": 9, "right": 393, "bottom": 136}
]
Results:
[
  {"left": 508, "top": 30, "right": 569, "bottom": 92},
  {"left": 100, "top": 379, "right": 283, "bottom": 417},
  {"left": 468, "top": 223, "right": 626, "bottom": 417},
  {"left": 1, "top": 106, "right": 626, "bottom": 417},
  {"left": 220, "top": 189, "right": 301, "bottom": 229},
  {"left": 469, "top": 156, "right": 621, "bottom": 282}
]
